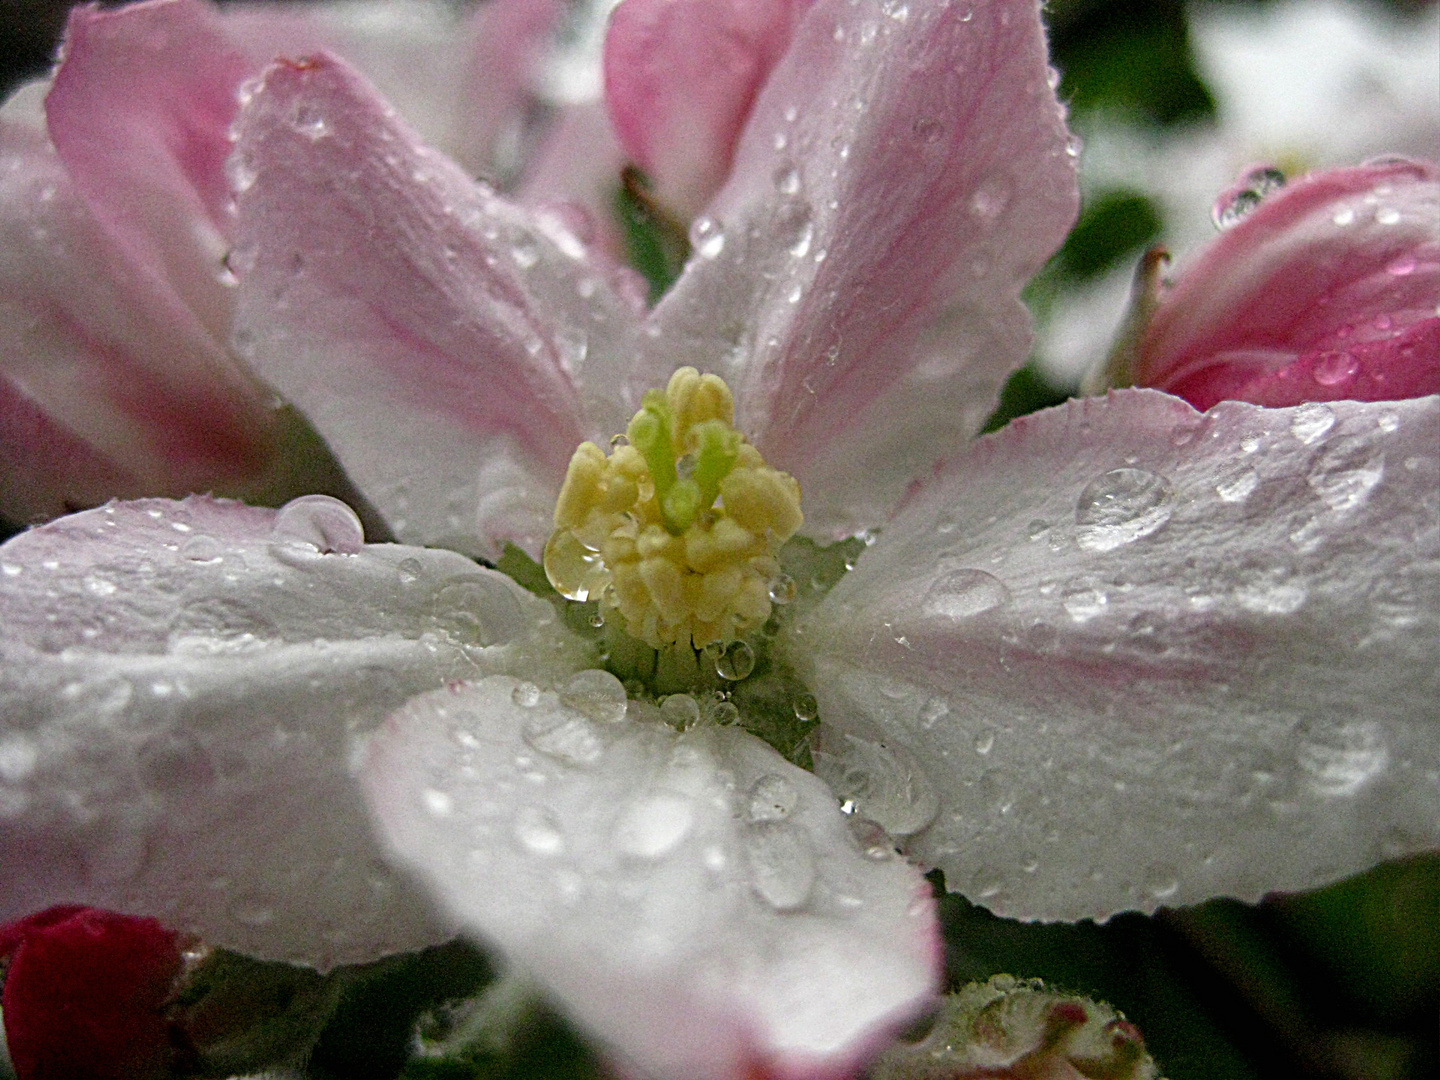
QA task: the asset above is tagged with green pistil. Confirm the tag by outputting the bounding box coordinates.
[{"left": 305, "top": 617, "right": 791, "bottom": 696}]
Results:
[{"left": 626, "top": 397, "right": 742, "bottom": 535}]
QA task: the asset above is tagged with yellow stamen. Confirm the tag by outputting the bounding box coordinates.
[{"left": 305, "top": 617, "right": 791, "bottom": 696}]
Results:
[{"left": 544, "top": 368, "right": 802, "bottom": 650}]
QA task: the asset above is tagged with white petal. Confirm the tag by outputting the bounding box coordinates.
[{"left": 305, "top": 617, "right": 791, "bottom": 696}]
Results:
[
  {"left": 0, "top": 497, "right": 589, "bottom": 967},
  {"left": 793, "top": 390, "right": 1440, "bottom": 919},
  {"left": 365, "top": 675, "right": 940, "bottom": 1080}
]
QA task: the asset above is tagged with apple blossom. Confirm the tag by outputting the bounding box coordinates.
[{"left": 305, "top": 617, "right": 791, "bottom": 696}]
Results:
[
  {"left": 1, "top": 1, "right": 1437, "bottom": 1079},
  {"left": 1105, "top": 159, "right": 1439, "bottom": 410}
]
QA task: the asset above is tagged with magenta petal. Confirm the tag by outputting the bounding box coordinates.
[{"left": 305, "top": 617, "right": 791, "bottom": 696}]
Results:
[
  {"left": 604, "top": 0, "right": 816, "bottom": 218},
  {"left": 640, "top": 0, "right": 1079, "bottom": 538},
  {"left": 1139, "top": 160, "right": 1440, "bottom": 410},
  {"left": 230, "top": 55, "right": 643, "bottom": 556},
  {"left": 45, "top": 0, "right": 252, "bottom": 344}
]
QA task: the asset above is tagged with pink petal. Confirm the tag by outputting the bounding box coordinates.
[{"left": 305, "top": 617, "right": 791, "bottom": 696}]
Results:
[
  {"left": 45, "top": 0, "right": 252, "bottom": 346},
  {"left": 797, "top": 389, "right": 1440, "bottom": 920},
  {"left": 221, "top": 0, "right": 563, "bottom": 179},
  {"left": 0, "top": 496, "right": 580, "bottom": 968},
  {"left": 230, "top": 55, "right": 644, "bottom": 557},
  {"left": 604, "top": 0, "right": 817, "bottom": 219},
  {"left": 1139, "top": 160, "right": 1440, "bottom": 410},
  {"left": 366, "top": 675, "right": 940, "bottom": 1080},
  {"left": 0, "top": 119, "right": 279, "bottom": 517},
  {"left": 639, "top": 0, "right": 1079, "bottom": 538}
]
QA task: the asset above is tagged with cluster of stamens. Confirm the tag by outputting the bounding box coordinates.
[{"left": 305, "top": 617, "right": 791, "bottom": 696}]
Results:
[{"left": 544, "top": 368, "right": 802, "bottom": 650}]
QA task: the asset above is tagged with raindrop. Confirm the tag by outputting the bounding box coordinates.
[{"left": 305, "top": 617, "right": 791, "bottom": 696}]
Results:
[
  {"left": 715, "top": 641, "right": 756, "bottom": 681},
  {"left": 912, "top": 117, "right": 943, "bottom": 143},
  {"left": 613, "top": 793, "right": 694, "bottom": 860},
  {"left": 792, "top": 693, "right": 819, "bottom": 722},
  {"left": 787, "top": 220, "right": 814, "bottom": 259},
  {"left": 523, "top": 713, "right": 604, "bottom": 767},
  {"left": 745, "top": 822, "right": 816, "bottom": 910},
  {"left": 708, "top": 699, "right": 741, "bottom": 726},
  {"left": 422, "top": 788, "right": 454, "bottom": 817},
  {"left": 689, "top": 216, "right": 726, "bottom": 259},
  {"left": 181, "top": 535, "right": 224, "bottom": 563},
  {"left": 397, "top": 557, "right": 422, "bottom": 584},
  {"left": 923, "top": 568, "right": 1010, "bottom": 619},
  {"left": 1290, "top": 402, "right": 1335, "bottom": 445},
  {"left": 1026, "top": 519, "right": 1051, "bottom": 540},
  {"left": 1142, "top": 863, "right": 1179, "bottom": 901},
  {"left": 768, "top": 574, "right": 797, "bottom": 604},
  {"left": 1313, "top": 351, "right": 1358, "bottom": 387},
  {"left": 168, "top": 598, "right": 278, "bottom": 655},
  {"left": 1376, "top": 207, "right": 1401, "bottom": 225},
  {"left": 848, "top": 815, "right": 895, "bottom": 860},
  {"left": 1211, "top": 166, "right": 1286, "bottom": 230},
  {"left": 1074, "top": 469, "right": 1173, "bottom": 552},
  {"left": 1060, "top": 578, "right": 1108, "bottom": 622},
  {"left": 224, "top": 244, "right": 258, "bottom": 278},
  {"left": 973, "top": 729, "right": 995, "bottom": 755},
  {"left": 747, "top": 774, "right": 799, "bottom": 822},
  {"left": 1309, "top": 440, "right": 1384, "bottom": 512},
  {"left": 513, "top": 804, "right": 565, "bottom": 855},
  {"left": 660, "top": 694, "right": 701, "bottom": 729},
  {"left": 289, "top": 104, "right": 329, "bottom": 140},
  {"left": 1298, "top": 720, "right": 1387, "bottom": 796},
  {"left": 609, "top": 433, "right": 629, "bottom": 450},
  {"left": 271, "top": 495, "right": 365, "bottom": 554},
  {"left": 812, "top": 734, "right": 938, "bottom": 836},
  {"left": 970, "top": 865, "right": 1004, "bottom": 899},
  {"left": 588, "top": 610, "right": 606, "bottom": 629},
  {"left": 432, "top": 579, "right": 524, "bottom": 646},
  {"left": 510, "top": 237, "right": 539, "bottom": 268},
  {"left": 226, "top": 153, "right": 258, "bottom": 194},
  {"left": 1214, "top": 466, "right": 1259, "bottom": 503},
  {"left": 919, "top": 697, "right": 949, "bottom": 729},
  {"left": 512, "top": 681, "right": 541, "bottom": 707},
  {"left": 559, "top": 669, "right": 628, "bottom": 724},
  {"left": 969, "top": 176, "right": 1011, "bottom": 220},
  {"left": 1332, "top": 207, "right": 1355, "bottom": 226},
  {"left": 773, "top": 164, "right": 801, "bottom": 195},
  {"left": 1386, "top": 255, "right": 1417, "bottom": 277}
]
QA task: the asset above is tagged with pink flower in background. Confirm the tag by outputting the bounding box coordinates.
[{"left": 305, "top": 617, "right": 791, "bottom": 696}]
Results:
[
  {"left": 0, "top": 906, "right": 183, "bottom": 1080},
  {"left": 0, "top": 0, "right": 567, "bottom": 526},
  {"left": 1130, "top": 159, "right": 1439, "bottom": 409}
]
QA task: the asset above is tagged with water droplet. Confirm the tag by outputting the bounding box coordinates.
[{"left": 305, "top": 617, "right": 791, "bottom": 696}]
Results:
[
  {"left": 768, "top": 574, "right": 797, "bottom": 604},
  {"left": 1061, "top": 577, "right": 1109, "bottom": 622},
  {"left": 969, "top": 175, "right": 1011, "bottom": 220},
  {"left": 707, "top": 699, "right": 740, "bottom": 726},
  {"left": 510, "top": 236, "right": 539, "bottom": 268},
  {"left": 559, "top": 669, "right": 628, "bottom": 724},
  {"left": 432, "top": 579, "right": 524, "bottom": 646},
  {"left": 227, "top": 892, "right": 275, "bottom": 927},
  {"left": 792, "top": 693, "right": 819, "bottom": 722},
  {"left": 919, "top": 698, "right": 949, "bottom": 730},
  {"left": 1298, "top": 720, "right": 1387, "bottom": 796},
  {"left": 1211, "top": 166, "right": 1286, "bottom": 230},
  {"left": 423, "top": 788, "right": 454, "bottom": 817},
  {"left": 1026, "top": 519, "right": 1051, "bottom": 540},
  {"left": 1215, "top": 466, "right": 1259, "bottom": 503},
  {"left": 912, "top": 116, "right": 943, "bottom": 143},
  {"left": 1290, "top": 402, "right": 1335, "bottom": 444},
  {"left": 512, "top": 682, "right": 541, "bottom": 707},
  {"left": 812, "top": 734, "right": 938, "bottom": 836},
  {"left": 923, "top": 568, "right": 1010, "bottom": 619},
  {"left": 588, "top": 610, "right": 606, "bottom": 628},
  {"left": 1386, "top": 255, "right": 1418, "bottom": 277},
  {"left": 289, "top": 103, "right": 329, "bottom": 140},
  {"left": 970, "top": 865, "right": 1004, "bottom": 899},
  {"left": 715, "top": 641, "right": 756, "bottom": 681},
  {"left": 747, "top": 774, "right": 799, "bottom": 822},
  {"left": 1074, "top": 469, "right": 1173, "bottom": 552},
  {"left": 1233, "top": 564, "right": 1308, "bottom": 614},
  {"left": 83, "top": 573, "right": 117, "bottom": 597},
  {"left": 745, "top": 822, "right": 815, "bottom": 910},
  {"left": 773, "top": 164, "right": 801, "bottom": 195},
  {"left": 1376, "top": 207, "right": 1401, "bottom": 225},
  {"left": 1143, "top": 863, "right": 1179, "bottom": 900},
  {"left": 181, "top": 535, "right": 224, "bottom": 563},
  {"left": 614, "top": 793, "right": 694, "bottom": 860},
  {"left": 513, "top": 804, "right": 565, "bottom": 855},
  {"left": 609, "top": 433, "right": 629, "bottom": 450},
  {"left": 787, "top": 220, "right": 814, "bottom": 259},
  {"left": 973, "top": 729, "right": 995, "bottom": 755},
  {"left": 1309, "top": 441, "right": 1384, "bottom": 512},
  {"left": 1313, "top": 351, "right": 1358, "bottom": 387},
  {"left": 397, "top": 557, "right": 422, "bottom": 584},
  {"left": 523, "top": 712, "right": 603, "bottom": 767},
  {"left": 271, "top": 495, "right": 364, "bottom": 554},
  {"left": 168, "top": 598, "right": 279, "bottom": 655},
  {"left": 660, "top": 694, "right": 701, "bottom": 730},
  {"left": 690, "top": 216, "right": 725, "bottom": 259},
  {"left": 226, "top": 153, "right": 258, "bottom": 194},
  {"left": 1332, "top": 207, "right": 1356, "bottom": 227}
]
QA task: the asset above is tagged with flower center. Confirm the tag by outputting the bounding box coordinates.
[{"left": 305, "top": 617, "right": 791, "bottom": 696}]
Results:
[{"left": 544, "top": 368, "right": 803, "bottom": 650}]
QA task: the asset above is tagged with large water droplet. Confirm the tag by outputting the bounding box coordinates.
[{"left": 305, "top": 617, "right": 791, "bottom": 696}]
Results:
[
  {"left": 660, "top": 693, "right": 701, "bottom": 730},
  {"left": 1211, "top": 166, "right": 1286, "bottom": 230},
  {"left": 513, "top": 804, "right": 565, "bottom": 855},
  {"left": 1313, "top": 351, "right": 1359, "bottom": 387},
  {"left": 1290, "top": 403, "right": 1335, "bottom": 445},
  {"left": 1142, "top": 862, "right": 1179, "bottom": 901},
  {"left": 792, "top": 693, "right": 819, "bottom": 722},
  {"left": 1074, "top": 469, "right": 1173, "bottom": 552},
  {"left": 1308, "top": 441, "right": 1384, "bottom": 512},
  {"left": 969, "top": 175, "right": 1011, "bottom": 220},
  {"left": 689, "top": 216, "right": 725, "bottom": 259},
  {"left": 1061, "top": 577, "right": 1108, "bottom": 622},
  {"left": 747, "top": 773, "right": 799, "bottom": 822},
  {"left": 744, "top": 822, "right": 815, "bottom": 911},
  {"left": 168, "top": 598, "right": 279, "bottom": 655},
  {"left": 1215, "top": 466, "right": 1259, "bottom": 503},
  {"left": 768, "top": 574, "right": 797, "bottom": 604},
  {"left": 613, "top": 793, "right": 694, "bottom": 860},
  {"left": 523, "top": 712, "right": 604, "bottom": 767},
  {"left": 422, "top": 788, "right": 454, "bottom": 817},
  {"left": 812, "top": 734, "right": 939, "bottom": 836},
  {"left": 773, "top": 164, "right": 801, "bottom": 195},
  {"left": 271, "top": 495, "right": 365, "bottom": 554},
  {"left": 715, "top": 641, "right": 755, "bottom": 681},
  {"left": 431, "top": 578, "right": 524, "bottom": 646},
  {"left": 559, "top": 669, "right": 628, "bottom": 724},
  {"left": 1298, "top": 720, "right": 1387, "bottom": 796},
  {"left": 923, "top": 568, "right": 1010, "bottom": 619}
]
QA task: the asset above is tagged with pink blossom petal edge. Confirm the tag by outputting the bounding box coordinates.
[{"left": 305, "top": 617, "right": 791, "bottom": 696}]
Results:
[
  {"left": 604, "top": 0, "right": 817, "bottom": 218},
  {"left": 1139, "top": 160, "right": 1440, "bottom": 411},
  {"left": 639, "top": 0, "right": 1079, "bottom": 538}
]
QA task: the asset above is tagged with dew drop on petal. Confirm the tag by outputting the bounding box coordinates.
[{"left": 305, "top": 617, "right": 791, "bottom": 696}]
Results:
[
  {"left": 1211, "top": 166, "right": 1286, "bottom": 230},
  {"left": 1074, "top": 469, "right": 1173, "bottom": 552},
  {"left": 1313, "top": 351, "right": 1358, "bottom": 387},
  {"left": 923, "top": 569, "right": 1010, "bottom": 619},
  {"left": 1298, "top": 721, "right": 1388, "bottom": 796},
  {"left": 744, "top": 821, "right": 816, "bottom": 910},
  {"left": 689, "top": 216, "right": 725, "bottom": 259},
  {"left": 613, "top": 793, "right": 694, "bottom": 860},
  {"left": 1060, "top": 577, "right": 1108, "bottom": 622},
  {"left": 792, "top": 693, "right": 819, "bottom": 722},
  {"left": 512, "top": 681, "right": 541, "bottom": 707},
  {"left": 1215, "top": 466, "right": 1259, "bottom": 503},
  {"left": 746, "top": 774, "right": 798, "bottom": 822},
  {"left": 271, "top": 495, "right": 365, "bottom": 554},
  {"left": 422, "top": 788, "right": 454, "bottom": 817},
  {"left": 432, "top": 579, "right": 524, "bottom": 646},
  {"left": 559, "top": 669, "right": 628, "bottom": 724},
  {"left": 768, "top": 574, "right": 797, "bottom": 605},
  {"left": 523, "top": 713, "right": 604, "bottom": 767},
  {"left": 1290, "top": 403, "right": 1336, "bottom": 445},
  {"left": 812, "top": 734, "right": 939, "bottom": 836},
  {"left": 660, "top": 693, "right": 701, "bottom": 729},
  {"left": 513, "top": 804, "right": 565, "bottom": 856},
  {"left": 715, "top": 641, "right": 756, "bottom": 681}
]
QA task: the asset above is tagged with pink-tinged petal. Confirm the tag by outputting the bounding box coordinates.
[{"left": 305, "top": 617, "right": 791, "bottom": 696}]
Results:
[
  {"left": 1, "top": 906, "right": 182, "bottom": 1080},
  {"left": 517, "top": 100, "right": 633, "bottom": 263},
  {"left": 0, "top": 496, "right": 589, "bottom": 967},
  {"left": 365, "top": 675, "right": 940, "bottom": 1080},
  {"left": 640, "top": 0, "right": 1079, "bottom": 539},
  {"left": 604, "top": 0, "right": 817, "bottom": 219},
  {"left": 45, "top": 0, "right": 252, "bottom": 346},
  {"left": 230, "top": 55, "right": 643, "bottom": 558},
  {"left": 794, "top": 389, "right": 1440, "bottom": 920},
  {"left": 1137, "top": 160, "right": 1440, "bottom": 410},
  {"left": 0, "top": 120, "right": 280, "bottom": 517},
  {"left": 221, "top": 0, "right": 563, "bottom": 180}
]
